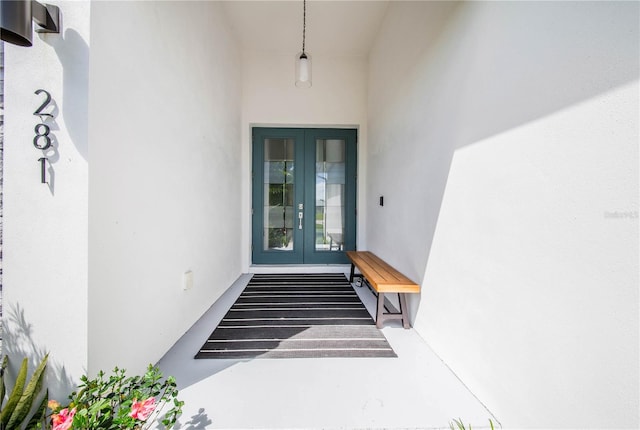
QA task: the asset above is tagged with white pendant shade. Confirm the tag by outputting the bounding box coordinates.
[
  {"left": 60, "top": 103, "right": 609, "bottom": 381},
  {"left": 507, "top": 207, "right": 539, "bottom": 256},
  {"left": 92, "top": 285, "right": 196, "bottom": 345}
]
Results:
[{"left": 295, "top": 52, "right": 312, "bottom": 88}]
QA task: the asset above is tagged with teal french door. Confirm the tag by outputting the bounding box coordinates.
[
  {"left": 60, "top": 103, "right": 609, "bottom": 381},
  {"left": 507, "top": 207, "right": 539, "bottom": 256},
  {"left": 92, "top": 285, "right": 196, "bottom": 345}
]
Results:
[{"left": 252, "top": 127, "right": 357, "bottom": 264}]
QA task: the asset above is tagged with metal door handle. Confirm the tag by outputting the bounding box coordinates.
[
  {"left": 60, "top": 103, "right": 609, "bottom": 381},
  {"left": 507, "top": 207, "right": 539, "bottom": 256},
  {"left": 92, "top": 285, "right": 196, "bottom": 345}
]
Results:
[{"left": 298, "top": 211, "right": 303, "bottom": 229}]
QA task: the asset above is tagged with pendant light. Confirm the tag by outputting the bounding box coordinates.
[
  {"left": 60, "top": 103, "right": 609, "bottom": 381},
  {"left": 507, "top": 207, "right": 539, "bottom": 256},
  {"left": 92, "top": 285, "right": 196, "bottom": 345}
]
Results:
[{"left": 295, "top": 0, "right": 312, "bottom": 88}]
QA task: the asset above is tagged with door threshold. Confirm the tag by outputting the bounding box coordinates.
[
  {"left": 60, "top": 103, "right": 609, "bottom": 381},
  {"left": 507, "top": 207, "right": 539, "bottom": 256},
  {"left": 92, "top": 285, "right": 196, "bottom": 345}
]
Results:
[{"left": 249, "top": 265, "right": 350, "bottom": 274}]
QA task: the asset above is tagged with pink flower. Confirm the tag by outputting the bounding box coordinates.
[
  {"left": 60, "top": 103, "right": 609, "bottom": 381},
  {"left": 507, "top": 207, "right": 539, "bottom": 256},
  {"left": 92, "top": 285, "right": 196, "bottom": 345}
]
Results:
[
  {"left": 130, "top": 397, "right": 156, "bottom": 421},
  {"left": 51, "top": 407, "right": 76, "bottom": 430}
]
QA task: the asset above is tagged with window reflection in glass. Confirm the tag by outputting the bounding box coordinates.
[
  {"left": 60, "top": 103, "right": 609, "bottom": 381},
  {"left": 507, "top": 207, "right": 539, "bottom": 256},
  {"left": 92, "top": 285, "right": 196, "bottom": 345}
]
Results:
[
  {"left": 315, "top": 139, "right": 346, "bottom": 251},
  {"left": 263, "top": 139, "right": 295, "bottom": 251}
]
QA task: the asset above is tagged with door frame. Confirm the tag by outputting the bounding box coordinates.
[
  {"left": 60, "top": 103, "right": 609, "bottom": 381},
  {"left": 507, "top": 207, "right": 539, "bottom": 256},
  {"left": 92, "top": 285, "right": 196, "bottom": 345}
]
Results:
[{"left": 251, "top": 127, "right": 357, "bottom": 265}]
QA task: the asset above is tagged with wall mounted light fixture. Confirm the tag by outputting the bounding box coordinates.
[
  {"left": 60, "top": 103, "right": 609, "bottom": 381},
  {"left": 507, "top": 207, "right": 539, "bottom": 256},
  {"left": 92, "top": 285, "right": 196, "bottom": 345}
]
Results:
[
  {"left": 1, "top": 0, "right": 60, "bottom": 47},
  {"left": 295, "top": 0, "right": 311, "bottom": 88}
]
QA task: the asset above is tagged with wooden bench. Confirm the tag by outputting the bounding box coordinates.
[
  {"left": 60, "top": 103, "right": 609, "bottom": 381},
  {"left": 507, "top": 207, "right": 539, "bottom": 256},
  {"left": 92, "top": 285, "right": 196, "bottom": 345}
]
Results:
[{"left": 346, "top": 251, "right": 420, "bottom": 329}]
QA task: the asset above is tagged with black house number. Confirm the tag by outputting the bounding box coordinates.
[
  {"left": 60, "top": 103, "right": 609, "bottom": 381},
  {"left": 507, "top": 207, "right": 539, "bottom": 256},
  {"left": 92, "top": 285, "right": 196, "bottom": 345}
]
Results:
[
  {"left": 34, "top": 89, "right": 53, "bottom": 118},
  {"left": 34, "top": 89, "right": 54, "bottom": 183}
]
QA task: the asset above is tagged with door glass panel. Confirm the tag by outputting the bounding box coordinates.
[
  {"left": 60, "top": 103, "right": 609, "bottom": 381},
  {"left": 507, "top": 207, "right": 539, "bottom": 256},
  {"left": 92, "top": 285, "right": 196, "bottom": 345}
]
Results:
[
  {"left": 263, "top": 138, "right": 295, "bottom": 251},
  {"left": 315, "top": 139, "right": 346, "bottom": 251}
]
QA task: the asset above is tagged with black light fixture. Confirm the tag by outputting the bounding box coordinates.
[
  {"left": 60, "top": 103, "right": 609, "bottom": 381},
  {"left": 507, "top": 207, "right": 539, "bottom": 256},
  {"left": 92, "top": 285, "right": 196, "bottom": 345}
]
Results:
[
  {"left": 295, "top": 0, "right": 311, "bottom": 88},
  {"left": 1, "top": 0, "right": 60, "bottom": 47}
]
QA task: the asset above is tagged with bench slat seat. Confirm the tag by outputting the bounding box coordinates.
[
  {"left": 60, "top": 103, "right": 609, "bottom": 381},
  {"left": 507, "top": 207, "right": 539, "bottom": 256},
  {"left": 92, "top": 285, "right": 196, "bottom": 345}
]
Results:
[
  {"left": 346, "top": 251, "right": 420, "bottom": 293},
  {"left": 346, "top": 251, "right": 420, "bottom": 329}
]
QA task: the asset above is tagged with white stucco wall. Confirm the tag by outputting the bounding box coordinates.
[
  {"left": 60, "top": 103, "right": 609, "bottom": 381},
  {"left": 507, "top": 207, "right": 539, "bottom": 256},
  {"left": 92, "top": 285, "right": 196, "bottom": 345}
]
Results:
[
  {"left": 240, "top": 50, "right": 368, "bottom": 269},
  {"left": 88, "top": 1, "right": 242, "bottom": 375},
  {"left": 368, "top": 1, "right": 639, "bottom": 429},
  {"left": 2, "top": 0, "right": 90, "bottom": 398}
]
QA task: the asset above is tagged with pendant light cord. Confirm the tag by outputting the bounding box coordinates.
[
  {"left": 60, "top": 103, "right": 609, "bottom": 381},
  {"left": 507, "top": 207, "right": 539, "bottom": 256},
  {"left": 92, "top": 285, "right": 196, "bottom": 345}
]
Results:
[{"left": 302, "top": 0, "right": 306, "bottom": 54}]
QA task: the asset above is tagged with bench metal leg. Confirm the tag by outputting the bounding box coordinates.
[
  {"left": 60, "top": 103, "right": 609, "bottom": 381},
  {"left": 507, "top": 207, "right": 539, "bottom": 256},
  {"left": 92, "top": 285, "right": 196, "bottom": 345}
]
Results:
[
  {"left": 376, "top": 292, "right": 386, "bottom": 329},
  {"left": 399, "top": 293, "right": 410, "bottom": 329},
  {"left": 374, "top": 291, "right": 411, "bottom": 329},
  {"left": 349, "top": 264, "right": 364, "bottom": 287}
]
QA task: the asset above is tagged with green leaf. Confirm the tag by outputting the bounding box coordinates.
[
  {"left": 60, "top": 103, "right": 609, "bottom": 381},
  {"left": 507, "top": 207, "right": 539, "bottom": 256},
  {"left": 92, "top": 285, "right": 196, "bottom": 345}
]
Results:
[
  {"left": 0, "top": 358, "right": 28, "bottom": 427},
  {"left": 24, "top": 389, "right": 48, "bottom": 430},
  {"left": 449, "top": 418, "right": 468, "bottom": 430},
  {"left": 6, "top": 355, "right": 48, "bottom": 430},
  {"left": 0, "top": 356, "right": 8, "bottom": 409},
  {"left": 72, "top": 409, "right": 88, "bottom": 429},
  {"left": 0, "top": 356, "right": 8, "bottom": 376}
]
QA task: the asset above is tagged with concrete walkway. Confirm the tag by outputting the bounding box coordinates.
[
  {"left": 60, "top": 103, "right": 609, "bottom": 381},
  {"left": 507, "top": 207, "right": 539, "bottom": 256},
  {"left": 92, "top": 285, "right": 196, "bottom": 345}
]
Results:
[{"left": 157, "top": 272, "right": 498, "bottom": 430}]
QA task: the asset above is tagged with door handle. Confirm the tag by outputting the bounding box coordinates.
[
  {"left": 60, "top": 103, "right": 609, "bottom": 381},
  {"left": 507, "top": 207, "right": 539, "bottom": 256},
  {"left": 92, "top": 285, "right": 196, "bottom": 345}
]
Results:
[{"left": 298, "top": 211, "right": 303, "bottom": 229}]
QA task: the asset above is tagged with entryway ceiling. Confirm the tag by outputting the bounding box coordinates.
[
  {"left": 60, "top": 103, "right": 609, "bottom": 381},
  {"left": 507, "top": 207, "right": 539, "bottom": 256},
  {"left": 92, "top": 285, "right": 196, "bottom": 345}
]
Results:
[{"left": 221, "top": 1, "right": 390, "bottom": 56}]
